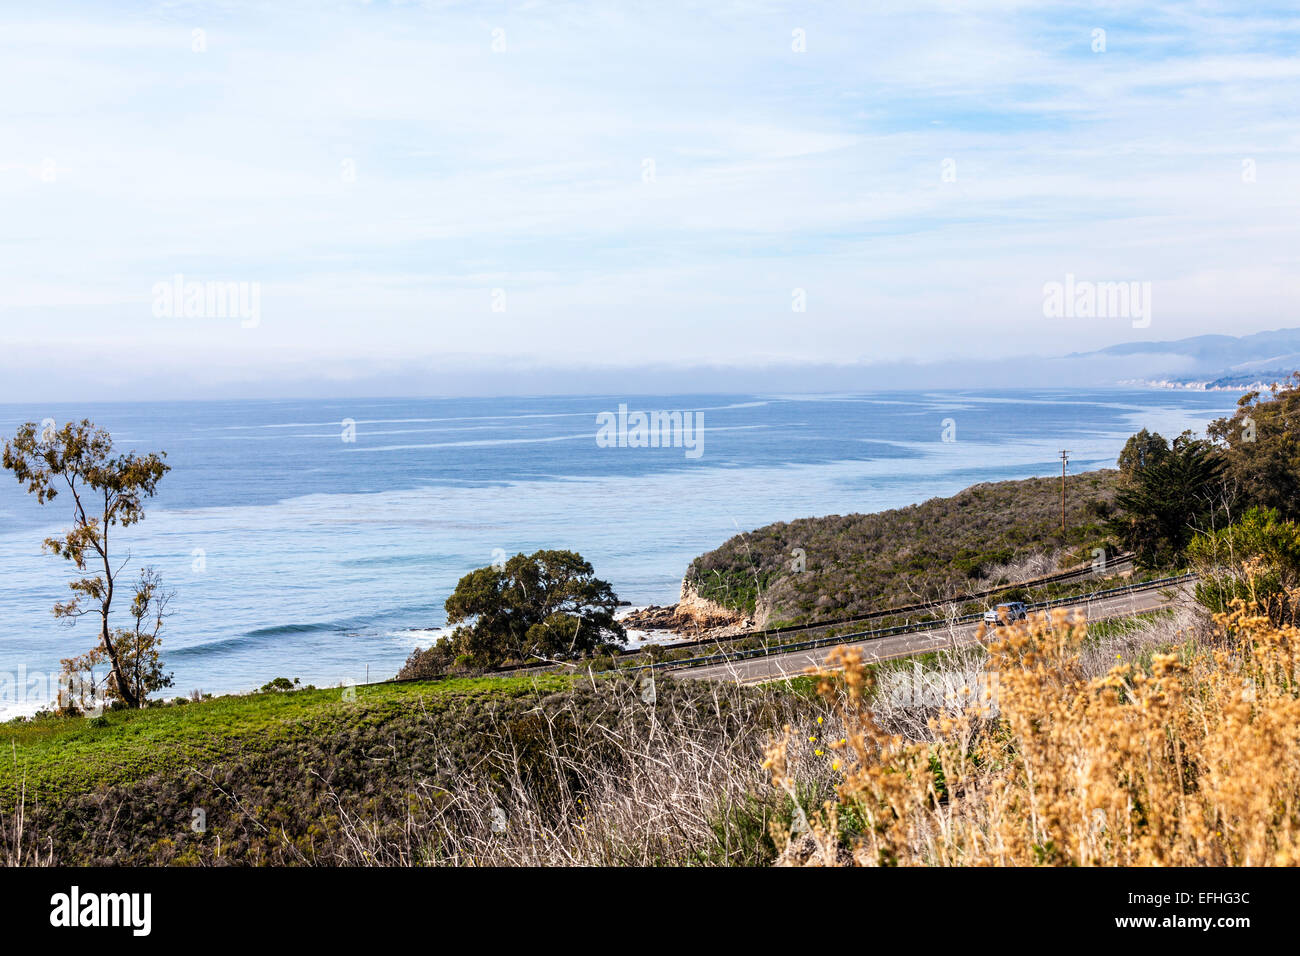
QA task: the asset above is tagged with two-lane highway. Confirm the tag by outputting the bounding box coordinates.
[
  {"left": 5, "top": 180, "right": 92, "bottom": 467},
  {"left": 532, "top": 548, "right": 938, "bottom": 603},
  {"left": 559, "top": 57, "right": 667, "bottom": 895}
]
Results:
[{"left": 677, "top": 581, "right": 1189, "bottom": 684}]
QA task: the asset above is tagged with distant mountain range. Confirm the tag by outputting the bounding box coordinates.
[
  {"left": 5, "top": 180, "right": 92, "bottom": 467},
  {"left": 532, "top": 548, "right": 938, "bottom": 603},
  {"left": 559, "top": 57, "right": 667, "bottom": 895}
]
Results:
[{"left": 1067, "top": 328, "right": 1300, "bottom": 389}]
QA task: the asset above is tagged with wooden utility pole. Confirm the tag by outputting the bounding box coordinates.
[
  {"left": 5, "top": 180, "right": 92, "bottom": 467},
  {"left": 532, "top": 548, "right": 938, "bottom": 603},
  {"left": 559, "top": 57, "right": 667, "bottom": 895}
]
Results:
[{"left": 1059, "top": 450, "right": 1070, "bottom": 535}]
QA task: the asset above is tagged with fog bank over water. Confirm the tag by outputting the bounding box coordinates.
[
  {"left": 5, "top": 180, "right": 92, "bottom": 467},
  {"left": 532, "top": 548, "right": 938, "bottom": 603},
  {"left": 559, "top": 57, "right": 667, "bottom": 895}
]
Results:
[{"left": 0, "top": 348, "right": 1203, "bottom": 403}]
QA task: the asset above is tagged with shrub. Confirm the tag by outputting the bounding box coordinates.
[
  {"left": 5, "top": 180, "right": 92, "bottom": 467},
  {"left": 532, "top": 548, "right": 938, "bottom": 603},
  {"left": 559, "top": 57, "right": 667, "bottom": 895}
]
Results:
[
  {"left": 768, "top": 597, "right": 1300, "bottom": 866},
  {"left": 258, "top": 677, "right": 300, "bottom": 693},
  {"left": 1188, "top": 507, "right": 1300, "bottom": 625},
  {"left": 686, "top": 472, "right": 1119, "bottom": 624}
]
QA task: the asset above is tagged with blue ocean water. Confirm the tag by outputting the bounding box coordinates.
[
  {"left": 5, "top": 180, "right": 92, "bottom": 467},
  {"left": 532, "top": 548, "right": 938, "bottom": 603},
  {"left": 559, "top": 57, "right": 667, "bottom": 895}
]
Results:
[{"left": 0, "top": 389, "right": 1242, "bottom": 715}]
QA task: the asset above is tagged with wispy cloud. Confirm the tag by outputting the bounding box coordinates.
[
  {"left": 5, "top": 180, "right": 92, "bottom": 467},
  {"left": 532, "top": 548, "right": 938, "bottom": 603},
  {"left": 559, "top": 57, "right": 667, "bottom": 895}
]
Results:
[{"left": 1, "top": 0, "right": 1297, "bottom": 399}]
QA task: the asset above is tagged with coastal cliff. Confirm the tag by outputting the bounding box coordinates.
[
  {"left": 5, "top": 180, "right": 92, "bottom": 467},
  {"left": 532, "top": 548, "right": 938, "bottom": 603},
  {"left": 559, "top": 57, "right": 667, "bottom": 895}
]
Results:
[
  {"left": 623, "top": 578, "right": 751, "bottom": 637},
  {"left": 678, "top": 577, "right": 755, "bottom": 629}
]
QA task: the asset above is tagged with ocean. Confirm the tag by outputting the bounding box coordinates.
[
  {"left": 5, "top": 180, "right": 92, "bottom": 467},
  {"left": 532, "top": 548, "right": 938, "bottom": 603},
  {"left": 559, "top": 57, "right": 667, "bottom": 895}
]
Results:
[{"left": 0, "top": 389, "right": 1243, "bottom": 716}]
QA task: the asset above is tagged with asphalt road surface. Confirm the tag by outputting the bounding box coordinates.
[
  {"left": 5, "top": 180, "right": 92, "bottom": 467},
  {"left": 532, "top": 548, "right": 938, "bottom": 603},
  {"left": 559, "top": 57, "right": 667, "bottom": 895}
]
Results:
[{"left": 677, "top": 582, "right": 1188, "bottom": 684}]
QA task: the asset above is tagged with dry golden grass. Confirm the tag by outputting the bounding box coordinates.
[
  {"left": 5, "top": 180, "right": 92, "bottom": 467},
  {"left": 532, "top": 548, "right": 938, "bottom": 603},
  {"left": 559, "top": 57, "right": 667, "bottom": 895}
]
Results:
[
  {"left": 327, "top": 678, "right": 842, "bottom": 866},
  {"left": 767, "top": 595, "right": 1300, "bottom": 866},
  {"left": 0, "top": 763, "right": 53, "bottom": 867}
]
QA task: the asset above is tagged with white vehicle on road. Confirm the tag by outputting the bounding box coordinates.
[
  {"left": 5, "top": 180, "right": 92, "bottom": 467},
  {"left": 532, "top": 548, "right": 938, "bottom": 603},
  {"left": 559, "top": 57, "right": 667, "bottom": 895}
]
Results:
[{"left": 983, "top": 601, "right": 1028, "bottom": 626}]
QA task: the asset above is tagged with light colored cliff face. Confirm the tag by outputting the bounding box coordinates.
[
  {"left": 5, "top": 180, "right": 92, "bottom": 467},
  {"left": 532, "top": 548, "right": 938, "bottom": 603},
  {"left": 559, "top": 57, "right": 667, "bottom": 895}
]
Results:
[{"left": 677, "top": 578, "right": 748, "bottom": 629}]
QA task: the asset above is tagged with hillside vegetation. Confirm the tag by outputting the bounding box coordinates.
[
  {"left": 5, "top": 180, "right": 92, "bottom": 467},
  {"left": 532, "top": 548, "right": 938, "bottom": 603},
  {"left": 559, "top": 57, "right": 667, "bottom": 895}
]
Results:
[
  {"left": 0, "top": 673, "right": 815, "bottom": 865},
  {"left": 686, "top": 470, "right": 1120, "bottom": 625},
  {"left": 5, "top": 596, "right": 1237, "bottom": 867},
  {"left": 772, "top": 597, "right": 1300, "bottom": 866}
]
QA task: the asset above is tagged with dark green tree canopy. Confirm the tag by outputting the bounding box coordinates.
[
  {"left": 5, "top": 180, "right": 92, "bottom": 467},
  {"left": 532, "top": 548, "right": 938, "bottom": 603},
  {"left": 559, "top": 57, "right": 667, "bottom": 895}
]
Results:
[
  {"left": 1117, "top": 428, "right": 1171, "bottom": 486},
  {"left": 439, "top": 549, "right": 625, "bottom": 668},
  {"left": 1107, "top": 430, "right": 1226, "bottom": 568},
  {"left": 1207, "top": 373, "right": 1300, "bottom": 520}
]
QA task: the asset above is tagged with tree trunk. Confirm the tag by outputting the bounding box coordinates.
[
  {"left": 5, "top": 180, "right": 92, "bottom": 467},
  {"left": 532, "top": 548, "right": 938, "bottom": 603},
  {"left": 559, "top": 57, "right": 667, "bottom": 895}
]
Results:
[
  {"left": 98, "top": 502, "right": 140, "bottom": 709},
  {"left": 100, "top": 613, "right": 140, "bottom": 709}
]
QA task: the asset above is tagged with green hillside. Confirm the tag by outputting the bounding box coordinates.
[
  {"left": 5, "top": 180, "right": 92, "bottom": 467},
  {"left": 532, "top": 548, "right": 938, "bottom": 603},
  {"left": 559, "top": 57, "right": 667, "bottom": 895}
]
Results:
[{"left": 685, "top": 470, "right": 1121, "bottom": 625}]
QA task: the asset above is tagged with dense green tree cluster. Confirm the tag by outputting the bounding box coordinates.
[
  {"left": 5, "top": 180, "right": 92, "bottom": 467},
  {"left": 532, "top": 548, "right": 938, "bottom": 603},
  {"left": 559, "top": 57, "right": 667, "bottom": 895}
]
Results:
[
  {"left": 1206, "top": 372, "right": 1300, "bottom": 520},
  {"left": 1110, "top": 373, "right": 1300, "bottom": 572},
  {"left": 402, "top": 549, "right": 625, "bottom": 675},
  {"left": 1107, "top": 430, "right": 1226, "bottom": 568}
]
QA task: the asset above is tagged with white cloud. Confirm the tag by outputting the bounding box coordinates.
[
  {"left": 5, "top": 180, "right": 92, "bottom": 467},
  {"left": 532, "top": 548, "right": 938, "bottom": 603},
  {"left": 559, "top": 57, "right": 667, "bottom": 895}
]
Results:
[{"left": 1, "top": 0, "right": 1298, "bottom": 399}]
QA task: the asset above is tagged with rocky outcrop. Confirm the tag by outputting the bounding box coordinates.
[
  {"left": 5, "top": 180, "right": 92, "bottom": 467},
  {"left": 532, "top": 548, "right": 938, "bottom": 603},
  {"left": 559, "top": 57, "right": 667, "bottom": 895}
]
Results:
[
  {"left": 676, "top": 578, "right": 747, "bottom": 629},
  {"left": 622, "top": 579, "right": 752, "bottom": 638}
]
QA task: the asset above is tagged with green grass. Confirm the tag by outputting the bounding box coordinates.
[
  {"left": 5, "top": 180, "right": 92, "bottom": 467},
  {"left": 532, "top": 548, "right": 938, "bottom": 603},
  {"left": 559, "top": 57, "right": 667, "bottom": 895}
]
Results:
[
  {"left": 758, "top": 651, "right": 954, "bottom": 699},
  {"left": 759, "top": 675, "right": 822, "bottom": 698},
  {"left": 0, "top": 674, "right": 574, "bottom": 803},
  {"left": 1083, "top": 606, "right": 1174, "bottom": 644}
]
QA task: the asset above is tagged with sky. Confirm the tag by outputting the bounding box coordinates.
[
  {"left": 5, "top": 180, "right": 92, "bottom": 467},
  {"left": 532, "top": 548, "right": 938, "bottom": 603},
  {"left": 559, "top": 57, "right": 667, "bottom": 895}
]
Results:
[{"left": 1, "top": 0, "right": 1298, "bottom": 400}]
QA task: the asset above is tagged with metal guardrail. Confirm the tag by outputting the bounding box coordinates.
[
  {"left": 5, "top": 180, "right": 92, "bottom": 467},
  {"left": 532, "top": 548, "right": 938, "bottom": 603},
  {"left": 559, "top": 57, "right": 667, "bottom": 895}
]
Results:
[
  {"left": 396, "top": 554, "right": 1141, "bottom": 681},
  {"left": 377, "top": 567, "right": 1188, "bottom": 687},
  {"left": 634, "top": 572, "right": 1196, "bottom": 676},
  {"left": 656, "top": 553, "right": 1137, "bottom": 651}
]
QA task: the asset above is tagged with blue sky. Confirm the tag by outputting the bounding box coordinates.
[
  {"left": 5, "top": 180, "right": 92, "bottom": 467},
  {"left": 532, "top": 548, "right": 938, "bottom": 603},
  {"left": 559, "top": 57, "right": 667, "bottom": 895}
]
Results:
[{"left": 1, "top": 1, "right": 1298, "bottom": 399}]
